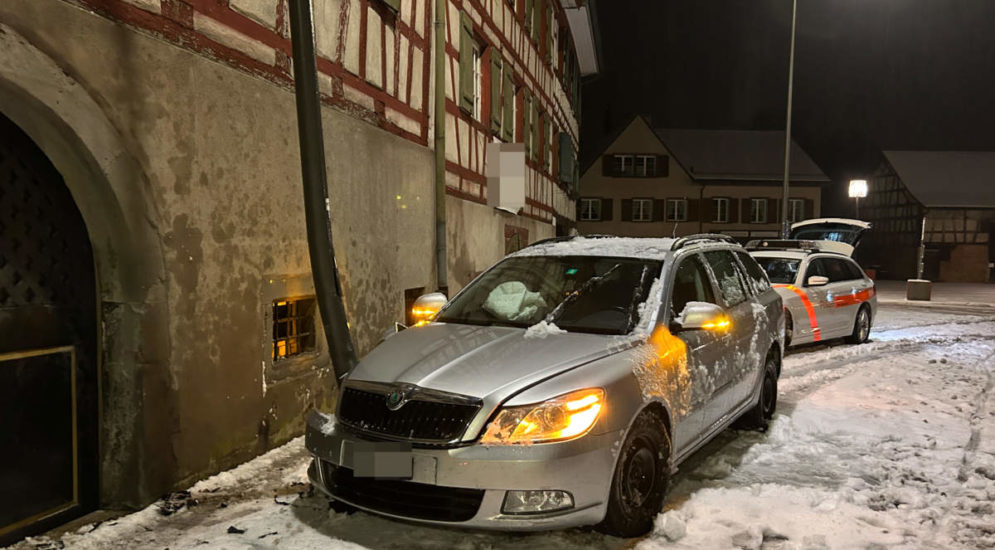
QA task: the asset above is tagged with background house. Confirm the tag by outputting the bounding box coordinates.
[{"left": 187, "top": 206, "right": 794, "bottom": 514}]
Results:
[
  {"left": 577, "top": 117, "right": 826, "bottom": 239},
  {"left": 0, "top": 0, "right": 596, "bottom": 541},
  {"left": 861, "top": 151, "right": 995, "bottom": 282}
]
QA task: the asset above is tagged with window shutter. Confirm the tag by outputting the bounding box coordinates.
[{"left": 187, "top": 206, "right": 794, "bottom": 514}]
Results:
[
  {"left": 769, "top": 198, "right": 779, "bottom": 223},
  {"left": 490, "top": 55, "right": 502, "bottom": 132},
  {"left": 546, "top": 4, "right": 554, "bottom": 64},
  {"left": 525, "top": 0, "right": 534, "bottom": 35},
  {"left": 686, "top": 199, "right": 699, "bottom": 222},
  {"left": 575, "top": 199, "right": 582, "bottom": 220},
  {"left": 602, "top": 154, "right": 613, "bottom": 176},
  {"left": 523, "top": 92, "right": 532, "bottom": 158},
  {"left": 804, "top": 198, "right": 815, "bottom": 219},
  {"left": 653, "top": 199, "right": 665, "bottom": 222},
  {"left": 529, "top": 100, "right": 538, "bottom": 162},
  {"left": 533, "top": 0, "right": 543, "bottom": 43},
  {"left": 602, "top": 198, "right": 614, "bottom": 221},
  {"left": 738, "top": 198, "right": 746, "bottom": 223},
  {"left": 502, "top": 71, "right": 514, "bottom": 141},
  {"left": 705, "top": 198, "right": 716, "bottom": 222},
  {"left": 559, "top": 133, "right": 573, "bottom": 182},
  {"left": 656, "top": 155, "right": 669, "bottom": 177},
  {"left": 459, "top": 13, "right": 475, "bottom": 113},
  {"left": 621, "top": 199, "right": 633, "bottom": 222},
  {"left": 383, "top": 0, "right": 400, "bottom": 11}
]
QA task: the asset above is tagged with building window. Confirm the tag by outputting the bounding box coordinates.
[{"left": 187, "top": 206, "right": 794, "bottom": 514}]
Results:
[
  {"left": 750, "top": 198, "right": 768, "bottom": 224},
  {"left": 272, "top": 297, "right": 316, "bottom": 360},
  {"left": 666, "top": 199, "right": 688, "bottom": 222},
  {"left": 472, "top": 43, "right": 483, "bottom": 121},
  {"left": 635, "top": 155, "right": 657, "bottom": 177},
  {"left": 713, "top": 197, "right": 730, "bottom": 223},
  {"left": 580, "top": 198, "right": 602, "bottom": 221},
  {"left": 613, "top": 154, "right": 634, "bottom": 176},
  {"left": 633, "top": 198, "right": 653, "bottom": 222},
  {"left": 789, "top": 198, "right": 805, "bottom": 223}
]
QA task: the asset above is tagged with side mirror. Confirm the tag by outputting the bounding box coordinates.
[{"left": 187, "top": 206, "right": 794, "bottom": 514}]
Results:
[
  {"left": 672, "top": 302, "right": 731, "bottom": 332},
  {"left": 411, "top": 292, "right": 448, "bottom": 326},
  {"left": 807, "top": 275, "right": 829, "bottom": 287}
]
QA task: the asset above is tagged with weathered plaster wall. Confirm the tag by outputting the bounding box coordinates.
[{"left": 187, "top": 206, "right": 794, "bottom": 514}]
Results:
[
  {"left": 446, "top": 196, "right": 554, "bottom": 293},
  {"left": 0, "top": 0, "right": 434, "bottom": 504}
]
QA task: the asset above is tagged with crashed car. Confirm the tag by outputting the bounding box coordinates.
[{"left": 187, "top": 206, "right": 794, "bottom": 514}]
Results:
[
  {"left": 748, "top": 218, "right": 877, "bottom": 347},
  {"left": 305, "top": 235, "right": 783, "bottom": 536}
]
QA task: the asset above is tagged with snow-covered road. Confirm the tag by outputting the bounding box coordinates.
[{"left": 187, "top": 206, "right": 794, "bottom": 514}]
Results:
[{"left": 11, "top": 305, "right": 995, "bottom": 550}]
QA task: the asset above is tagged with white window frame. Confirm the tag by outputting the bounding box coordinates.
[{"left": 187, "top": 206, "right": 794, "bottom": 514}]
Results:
[
  {"left": 579, "top": 198, "right": 601, "bottom": 221},
  {"left": 713, "top": 197, "right": 729, "bottom": 223},
  {"left": 614, "top": 154, "right": 634, "bottom": 175},
  {"left": 789, "top": 198, "right": 805, "bottom": 223},
  {"left": 633, "top": 198, "right": 653, "bottom": 222},
  {"left": 635, "top": 155, "right": 656, "bottom": 177},
  {"left": 471, "top": 42, "right": 483, "bottom": 122},
  {"left": 665, "top": 198, "right": 688, "bottom": 222},
  {"left": 750, "top": 198, "right": 768, "bottom": 224}
]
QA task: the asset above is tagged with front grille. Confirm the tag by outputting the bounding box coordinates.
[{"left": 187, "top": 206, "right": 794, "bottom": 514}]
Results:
[
  {"left": 337, "top": 387, "right": 480, "bottom": 442},
  {"left": 323, "top": 462, "right": 484, "bottom": 522}
]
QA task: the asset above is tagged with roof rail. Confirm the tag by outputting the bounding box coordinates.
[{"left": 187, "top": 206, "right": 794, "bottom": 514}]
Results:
[
  {"left": 671, "top": 233, "right": 738, "bottom": 251},
  {"left": 524, "top": 233, "right": 617, "bottom": 249}
]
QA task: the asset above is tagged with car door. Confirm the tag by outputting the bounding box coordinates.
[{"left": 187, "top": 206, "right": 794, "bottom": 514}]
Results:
[
  {"left": 667, "top": 253, "right": 727, "bottom": 454},
  {"left": 700, "top": 249, "right": 755, "bottom": 430},
  {"left": 822, "top": 257, "right": 869, "bottom": 338},
  {"left": 732, "top": 250, "right": 777, "bottom": 406},
  {"left": 801, "top": 257, "right": 836, "bottom": 337}
]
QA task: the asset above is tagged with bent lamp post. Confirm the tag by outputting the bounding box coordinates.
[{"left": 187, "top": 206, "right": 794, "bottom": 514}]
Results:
[{"left": 287, "top": 0, "right": 357, "bottom": 379}]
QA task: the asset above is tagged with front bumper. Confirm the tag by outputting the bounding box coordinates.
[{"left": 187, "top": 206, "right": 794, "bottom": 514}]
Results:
[{"left": 304, "top": 410, "right": 617, "bottom": 531}]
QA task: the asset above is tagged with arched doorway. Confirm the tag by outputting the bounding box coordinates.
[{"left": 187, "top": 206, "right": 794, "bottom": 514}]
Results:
[{"left": 0, "top": 114, "right": 98, "bottom": 543}]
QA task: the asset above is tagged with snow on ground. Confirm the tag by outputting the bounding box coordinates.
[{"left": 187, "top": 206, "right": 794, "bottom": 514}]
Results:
[{"left": 8, "top": 304, "right": 995, "bottom": 550}]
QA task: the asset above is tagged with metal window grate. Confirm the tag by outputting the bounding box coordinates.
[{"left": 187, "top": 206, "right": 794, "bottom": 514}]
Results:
[{"left": 272, "top": 298, "right": 316, "bottom": 360}]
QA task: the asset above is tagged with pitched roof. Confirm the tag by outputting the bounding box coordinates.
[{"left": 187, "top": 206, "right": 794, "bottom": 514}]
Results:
[
  {"left": 883, "top": 151, "right": 995, "bottom": 208},
  {"left": 652, "top": 128, "right": 830, "bottom": 183}
]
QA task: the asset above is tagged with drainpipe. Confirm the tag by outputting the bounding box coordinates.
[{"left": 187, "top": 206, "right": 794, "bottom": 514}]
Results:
[
  {"left": 434, "top": 0, "right": 448, "bottom": 293},
  {"left": 287, "top": 0, "right": 357, "bottom": 379}
]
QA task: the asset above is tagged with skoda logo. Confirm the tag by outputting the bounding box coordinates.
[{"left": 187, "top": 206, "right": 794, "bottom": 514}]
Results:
[{"left": 385, "top": 389, "right": 406, "bottom": 410}]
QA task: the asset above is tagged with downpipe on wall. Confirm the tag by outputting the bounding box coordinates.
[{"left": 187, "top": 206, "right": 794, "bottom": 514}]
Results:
[
  {"left": 287, "top": 0, "right": 357, "bottom": 379},
  {"left": 434, "top": 0, "right": 448, "bottom": 293}
]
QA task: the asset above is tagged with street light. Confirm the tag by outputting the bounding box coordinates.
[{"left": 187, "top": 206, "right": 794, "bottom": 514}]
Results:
[
  {"left": 848, "top": 179, "right": 868, "bottom": 218},
  {"left": 780, "top": 0, "right": 798, "bottom": 238}
]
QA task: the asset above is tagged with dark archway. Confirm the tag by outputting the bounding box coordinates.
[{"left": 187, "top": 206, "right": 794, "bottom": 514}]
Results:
[{"left": 0, "top": 114, "right": 98, "bottom": 543}]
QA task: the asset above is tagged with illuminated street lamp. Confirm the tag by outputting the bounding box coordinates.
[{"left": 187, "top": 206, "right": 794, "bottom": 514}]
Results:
[{"left": 848, "top": 179, "right": 868, "bottom": 218}]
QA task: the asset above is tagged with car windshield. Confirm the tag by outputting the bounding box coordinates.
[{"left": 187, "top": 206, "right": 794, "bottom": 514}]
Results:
[
  {"left": 755, "top": 257, "right": 801, "bottom": 284},
  {"left": 436, "top": 256, "right": 663, "bottom": 335}
]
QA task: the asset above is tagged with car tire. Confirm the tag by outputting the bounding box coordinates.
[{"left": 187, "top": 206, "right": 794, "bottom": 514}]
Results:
[
  {"left": 738, "top": 354, "right": 778, "bottom": 432},
  {"left": 846, "top": 305, "right": 871, "bottom": 344},
  {"left": 784, "top": 310, "right": 793, "bottom": 347},
  {"left": 597, "top": 413, "right": 671, "bottom": 538}
]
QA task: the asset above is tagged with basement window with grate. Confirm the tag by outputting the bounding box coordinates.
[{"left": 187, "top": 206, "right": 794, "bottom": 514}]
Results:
[{"left": 272, "top": 297, "right": 317, "bottom": 361}]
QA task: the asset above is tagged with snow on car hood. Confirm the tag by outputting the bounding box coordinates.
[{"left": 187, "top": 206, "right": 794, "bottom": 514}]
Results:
[{"left": 347, "top": 322, "right": 631, "bottom": 402}]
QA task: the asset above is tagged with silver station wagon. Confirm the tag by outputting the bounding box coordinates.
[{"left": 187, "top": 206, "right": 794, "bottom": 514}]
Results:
[{"left": 305, "top": 235, "right": 784, "bottom": 536}]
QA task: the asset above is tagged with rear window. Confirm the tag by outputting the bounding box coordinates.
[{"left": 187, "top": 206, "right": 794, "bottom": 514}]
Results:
[{"left": 755, "top": 257, "right": 801, "bottom": 285}]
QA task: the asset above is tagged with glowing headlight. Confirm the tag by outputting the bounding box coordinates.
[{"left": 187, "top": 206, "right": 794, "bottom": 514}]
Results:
[{"left": 480, "top": 388, "right": 605, "bottom": 445}]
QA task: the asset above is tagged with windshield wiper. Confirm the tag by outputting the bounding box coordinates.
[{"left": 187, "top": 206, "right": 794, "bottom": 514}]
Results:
[{"left": 542, "top": 263, "right": 622, "bottom": 325}]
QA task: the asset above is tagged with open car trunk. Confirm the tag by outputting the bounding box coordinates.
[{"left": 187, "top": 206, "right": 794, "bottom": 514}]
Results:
[{"left": 789, "top": 218, "right": 871, "bottom": 257}]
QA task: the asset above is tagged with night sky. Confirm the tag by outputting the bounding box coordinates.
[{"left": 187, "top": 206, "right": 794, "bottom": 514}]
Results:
[{"left": 580, "top": 0, "right": 995, "bottom": 215}]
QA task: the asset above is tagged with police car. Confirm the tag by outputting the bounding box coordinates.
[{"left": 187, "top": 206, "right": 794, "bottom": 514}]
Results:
[{"left": 747, "top": 219, "right": 876, "bottom": 347}]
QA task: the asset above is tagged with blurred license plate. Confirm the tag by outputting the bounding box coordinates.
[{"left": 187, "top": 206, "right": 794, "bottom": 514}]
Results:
[{"left": 349, "top": 441, "right": 413, "bottom": 479}]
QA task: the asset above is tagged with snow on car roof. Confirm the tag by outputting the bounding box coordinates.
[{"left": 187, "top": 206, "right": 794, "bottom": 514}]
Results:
[{"left": 511, "top": 236, "right": 677, "bottom": 260}]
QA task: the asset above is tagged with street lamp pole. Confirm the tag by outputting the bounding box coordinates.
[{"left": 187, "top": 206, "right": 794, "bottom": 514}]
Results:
[{"left": 780, "top": 0, "right": 798, "bottom": 238}]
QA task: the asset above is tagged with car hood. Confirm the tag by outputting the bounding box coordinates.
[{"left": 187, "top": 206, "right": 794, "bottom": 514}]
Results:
[{"left": 346, "top": 322, "right": 630, "bottom": 402}]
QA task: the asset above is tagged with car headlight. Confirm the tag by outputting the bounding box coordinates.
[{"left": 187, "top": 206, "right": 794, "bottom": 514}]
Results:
[{"left": 480, "top": 388, "right": 604, "bottom": 445}]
